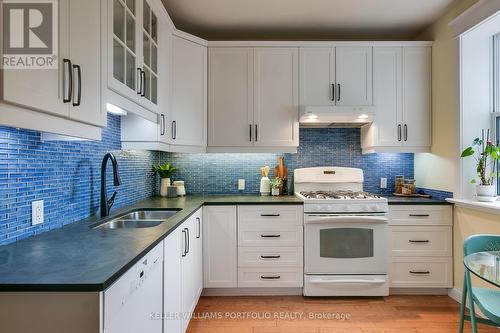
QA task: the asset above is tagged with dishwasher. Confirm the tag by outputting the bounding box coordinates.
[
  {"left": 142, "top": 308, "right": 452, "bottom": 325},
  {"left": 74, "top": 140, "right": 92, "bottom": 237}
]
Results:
[{"left": 103, "top": 243, "right": 163, "bottom": 333}]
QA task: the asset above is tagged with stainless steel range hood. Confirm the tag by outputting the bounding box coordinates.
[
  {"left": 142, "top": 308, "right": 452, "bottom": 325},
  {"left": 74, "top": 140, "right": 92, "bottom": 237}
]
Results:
[{"left": 299, "top": 106, "right": 376, "bottom": 128}]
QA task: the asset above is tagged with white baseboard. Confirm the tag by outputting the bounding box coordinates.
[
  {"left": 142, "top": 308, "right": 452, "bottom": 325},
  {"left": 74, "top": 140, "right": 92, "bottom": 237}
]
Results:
[
  {"left": 202, "top": 288, "right": 303, "bottom": 296},
  {"left": 390, "top": 288, "right": 449, "bottom": 295},
  {"left": 448, "top": 287, "right": 463, "bottom": 303}
]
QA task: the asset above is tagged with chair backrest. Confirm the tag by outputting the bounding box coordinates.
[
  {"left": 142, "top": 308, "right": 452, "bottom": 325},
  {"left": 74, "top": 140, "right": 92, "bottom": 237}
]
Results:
[{"left": 464, "top": 234, "right": 500, "bottom": 256}]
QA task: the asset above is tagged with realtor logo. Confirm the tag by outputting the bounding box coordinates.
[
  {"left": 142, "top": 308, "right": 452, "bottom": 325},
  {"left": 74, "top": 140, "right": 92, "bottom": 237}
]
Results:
[{"left": 1, "top": 0, "right": 58, "bottom": 69}]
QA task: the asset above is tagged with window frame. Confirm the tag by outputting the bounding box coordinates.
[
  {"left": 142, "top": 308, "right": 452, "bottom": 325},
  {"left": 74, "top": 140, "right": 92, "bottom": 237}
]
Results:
[{"left": 494, "top": 34, "right": 500, "bottom": 195}]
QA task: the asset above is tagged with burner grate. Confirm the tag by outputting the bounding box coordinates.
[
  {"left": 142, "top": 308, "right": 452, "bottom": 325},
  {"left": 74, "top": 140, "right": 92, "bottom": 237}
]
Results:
[{"left": 300, "top": 190, "right": 382, "bottom": 200}]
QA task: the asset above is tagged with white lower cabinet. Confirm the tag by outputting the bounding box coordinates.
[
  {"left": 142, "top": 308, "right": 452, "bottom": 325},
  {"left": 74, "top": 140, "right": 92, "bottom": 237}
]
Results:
[
  {"left": 389, "top": 205, "right": 453, "bottom": 291},
  {"left": 203, "top": 206, "right": 238, "bottom": 288},
  {"left": 164, "top": 208, "right": 203, "bottom": 333},
  {"left": 103, "top": 242, "right": 163, "bottom": 333},
  {"left": 202, "top": 204, "right": 304, "bottom": 293},
  {"left": 237, "top": 205, "right": 304, "bottom": 289}
]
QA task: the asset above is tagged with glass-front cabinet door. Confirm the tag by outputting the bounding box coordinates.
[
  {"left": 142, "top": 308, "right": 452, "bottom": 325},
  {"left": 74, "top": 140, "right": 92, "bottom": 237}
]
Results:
[
  {"left": 110, "top": 0, "right": 138, "bottom": 97},
  {"left": 142, "top": 1, "right": 158, "bottom": 105},
  {"left": 108, "top": 0, "right": 160, "bottom": 114}
]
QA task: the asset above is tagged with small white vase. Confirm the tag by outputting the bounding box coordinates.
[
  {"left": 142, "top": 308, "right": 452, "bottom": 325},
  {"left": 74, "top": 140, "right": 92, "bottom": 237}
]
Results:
[
  {"left": 476, "top": 184, "right": 496, "bottom": 200},
  {"left": 260, "top": 177, "right": 271, "bottom": 196},
  {"left": 160, "top": 178, "right": 171, "bottom": 197},
  {"left": 271, "top": 188, "right": 280, "bottom": 196}
]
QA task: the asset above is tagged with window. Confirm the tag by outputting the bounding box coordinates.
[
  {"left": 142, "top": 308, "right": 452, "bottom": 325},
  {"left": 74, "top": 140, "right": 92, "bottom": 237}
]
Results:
[{"left": 494, "top": 33, "right": 500, "bottom": 194}]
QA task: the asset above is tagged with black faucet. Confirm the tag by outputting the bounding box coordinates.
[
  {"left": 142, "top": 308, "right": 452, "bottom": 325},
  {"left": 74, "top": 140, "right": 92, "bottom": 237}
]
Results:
[{"left": 100, "top": 153, "right": 122, "bottom": 217}]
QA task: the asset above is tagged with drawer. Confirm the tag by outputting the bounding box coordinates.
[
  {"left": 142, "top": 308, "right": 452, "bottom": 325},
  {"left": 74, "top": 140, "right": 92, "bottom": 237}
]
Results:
[
  {"left": 390, "top": 257, "right": 452, "bottom": 288},
  {"left": 238, "top": 205, "right": 303, "bottom": 226},
  {"left": 390, "top": 226, "right": 452, "bottom": 257},
  {"left": 238, "top": 225, "right": 303, "bottom": 247},
  {"left": 389, "top": 205, "right": 452, "bottom": 226},
  {"left": 238, "top": 246, "right": 303, "bottom": 267},
  {"left": 238, "top": 267, "right": 303, "bottom": 288}
]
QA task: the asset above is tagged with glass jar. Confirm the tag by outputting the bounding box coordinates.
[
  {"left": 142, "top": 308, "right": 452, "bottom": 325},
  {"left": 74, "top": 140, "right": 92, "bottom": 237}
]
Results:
[
  {"left": 395, "top": 176, "right": 404, "bottom": 194},
  {"left": 402, "top": 179, "right": 416, "bottom": 195}
]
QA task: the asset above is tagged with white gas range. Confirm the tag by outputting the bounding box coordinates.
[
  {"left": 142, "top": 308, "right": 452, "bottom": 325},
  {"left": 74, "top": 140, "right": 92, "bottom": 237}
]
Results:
[{"left": 294, "top": 167, "right": 390, "bottom": 297}]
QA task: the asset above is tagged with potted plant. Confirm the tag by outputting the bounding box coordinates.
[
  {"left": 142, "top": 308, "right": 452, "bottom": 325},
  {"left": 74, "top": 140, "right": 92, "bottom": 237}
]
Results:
[
  {"left": 270, "top": 177, "right": 283, "bottom": 196},
  {"left": 461, "top": 129, "right": 500, "bottom": 201},
  {"left": 152, "top": 163, "right": 177, "bottom": 197}
]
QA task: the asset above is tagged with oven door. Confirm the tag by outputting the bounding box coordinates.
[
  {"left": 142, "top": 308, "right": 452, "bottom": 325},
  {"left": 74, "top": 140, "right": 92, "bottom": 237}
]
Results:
[{"left": 304, "top": 214, "right": 389, "bottom": 274}]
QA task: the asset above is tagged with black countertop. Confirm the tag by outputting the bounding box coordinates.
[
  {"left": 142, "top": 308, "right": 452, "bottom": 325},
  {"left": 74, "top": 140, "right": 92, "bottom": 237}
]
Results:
[
  {"left": 386, "top": 196, "right": 452, "bottom": 205},
  {"left": 0, "top": 195, "right": 301, "bottom": 292},
  {"left": 0, "top": 194, "right": 451, "bottom": 292}
]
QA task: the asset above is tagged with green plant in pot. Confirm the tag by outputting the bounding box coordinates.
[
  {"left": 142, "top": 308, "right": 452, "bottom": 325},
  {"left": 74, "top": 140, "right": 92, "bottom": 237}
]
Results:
[
  {"left": 152, "top": 163, "right": 177, "bottom": 197},
  {"left": 270, "top": 177, "right": 283, "bottom": 196},
  {"left": 461, "top": 129, "right": 500, "bottom": 202}
]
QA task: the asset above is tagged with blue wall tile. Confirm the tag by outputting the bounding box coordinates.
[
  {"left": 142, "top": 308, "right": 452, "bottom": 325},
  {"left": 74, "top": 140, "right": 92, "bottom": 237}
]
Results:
[
  {"left": 0, "top": 114, "right": 158, "bottom": 245},
  {"left": 0, "top": 122, "right": 416, "bottom": 246},
  {"left": 160, "top": 128, "right": 414, "bottom": 196}
]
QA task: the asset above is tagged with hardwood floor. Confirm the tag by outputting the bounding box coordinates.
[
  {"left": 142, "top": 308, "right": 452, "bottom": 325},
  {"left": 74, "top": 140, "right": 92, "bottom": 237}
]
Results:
[{"left": 187, "top": 295, "right": 498, "bottom": 333}]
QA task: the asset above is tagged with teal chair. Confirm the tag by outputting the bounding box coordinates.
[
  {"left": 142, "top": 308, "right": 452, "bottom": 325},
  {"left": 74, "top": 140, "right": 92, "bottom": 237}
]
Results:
[{"left": 459, "top": 234, "right": 500, "bottom": 333}]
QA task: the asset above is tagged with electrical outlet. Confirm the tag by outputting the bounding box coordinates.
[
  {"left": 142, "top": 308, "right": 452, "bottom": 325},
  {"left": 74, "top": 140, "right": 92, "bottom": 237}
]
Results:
[
  {"left": 380, "top": 177, "right": 388, "bottom": 189},
  {"left": 238, "top": 179, "right": 245, "bottom": 190},
  {"left": 32, "top": 200, "right": 44, "bottom": 225}
]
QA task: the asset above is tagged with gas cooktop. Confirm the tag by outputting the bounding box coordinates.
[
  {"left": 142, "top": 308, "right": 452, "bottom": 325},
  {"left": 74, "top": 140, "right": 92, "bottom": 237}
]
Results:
[{"left": 299, "top": 190, "right": 382, "bottom": 200}]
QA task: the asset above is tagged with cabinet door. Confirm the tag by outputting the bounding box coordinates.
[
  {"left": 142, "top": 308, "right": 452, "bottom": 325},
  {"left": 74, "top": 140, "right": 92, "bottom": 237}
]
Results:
[
  {"left": 299, "top": 48, "right": 335, "bottom": 106},
  {"left": 108, "top": 0, "right": 140, "bottom": 101},
  {"left": 402, "top": 47, "right": 431, "bottom": 148},
  {"left": 335, "top": 47, "right": 373, "bottom": 106},
  {"left": 253, "top": 48, "right": 299, "bottom": 147},
  {"left": 192, "top": 209, "right": 203, "bottom": 301},
  {"left": 68, "top": 0, "right": 104, "bottom": 126},
  {"left": 181, "top": 217, "right": 196, "bottom": 331},
  {"left": 164, "top": 227, "right": 183, "bottom": 333},
  {"left": 208, "top": 48, "right": 254, "bottom": 147},
  {"left": 171, "top": 36, "right": 207, "bottom": 147},
  {"left": 2, "top": 1, "right": 69, "bottom": 118},
  {"left": 373, "top": 47, "right": 403, "bottom": 147},
  {"left": 203, "top": 206, "right": 237, "bottom": 288},
  {"left": 139, "top": 0, "right": 159, "bottom": 112}
]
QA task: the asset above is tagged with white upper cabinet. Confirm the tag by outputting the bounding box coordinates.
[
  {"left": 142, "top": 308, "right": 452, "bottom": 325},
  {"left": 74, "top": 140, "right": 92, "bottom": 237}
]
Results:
[
  {"left": 335, "top": 47, "right": 373, "bottom": 106},
  {"left": 361, "top": 46, "right": 431, "bottom": 153},
  {"left": 107, "top": 0, "right": 161, "bottom": 117},
  {"left": 402, "top": 47, "right": 431, "bottom": 148},
  {"left": 1, "top": 0, "right": 105, "bottom": 139},
  {"left": 208, "top": 48, "right": 254, "bottom": 147},
  {"left": 299, "top": 48, "right": 335, "bottom": 106},
  {"left": 171, "top": 36, "right": 207, "bottom": 148},
  {"left": 207, "top": 47, "right": 299, "bottom": 152},
  {"left": 254, "top": 48, "right": 299, "bottom": 147},
  {"left": 299, "top": 47, "right": 372, "bottom": 106}
]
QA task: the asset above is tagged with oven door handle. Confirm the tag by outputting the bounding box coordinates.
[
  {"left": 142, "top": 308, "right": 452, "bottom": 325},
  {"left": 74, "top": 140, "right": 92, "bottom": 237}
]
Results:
[
  {"left": 308, "top": 278, "right": 387, "bottom": 284},
  {"left": 305, "top": 216, "right": 388, "bottom": 224}
]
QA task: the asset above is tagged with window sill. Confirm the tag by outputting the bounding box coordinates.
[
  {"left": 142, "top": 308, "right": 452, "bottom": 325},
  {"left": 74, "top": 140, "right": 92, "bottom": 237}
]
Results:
[{"left": 446, "top": 198, "right": 500, "bottom": 215}]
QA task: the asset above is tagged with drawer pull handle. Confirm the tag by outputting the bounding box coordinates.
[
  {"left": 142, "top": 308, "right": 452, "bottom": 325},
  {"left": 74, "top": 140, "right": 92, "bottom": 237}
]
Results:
[
  {"left": 409, "top": 214, "right": 430, "bottom": 217},
  {"left": 409, "top": 240, "right": 430, "bottom": 243},
  {"left": 409, "top": 270, "right": 430, "bottom": 275},
  {"left": 261, "top": 255, "right": 281, "bottom": 259},
  {"left": 261, "top": 214, "right": 281, "bottom": 217},
  {"left": 261, "top": 234, "right": 281, "bottom": 238},
  {"left": 260, "top": 275, "right": 281, "bottom": 279}
]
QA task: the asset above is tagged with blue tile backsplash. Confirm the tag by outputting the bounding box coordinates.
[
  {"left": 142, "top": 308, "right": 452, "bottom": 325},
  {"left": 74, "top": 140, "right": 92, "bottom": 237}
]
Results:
[
  {"left": 161, "top": 128, "right": 414, "bottom": 195},
  {"left": 1, "top": 122, "right": 415, "bottom": 245},
  {"left": 0, "top": 115, "right": 157, "bottom": 245}
]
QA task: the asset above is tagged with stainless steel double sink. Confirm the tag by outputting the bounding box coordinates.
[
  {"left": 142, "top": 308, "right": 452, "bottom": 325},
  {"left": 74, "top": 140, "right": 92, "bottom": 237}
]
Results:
[{"left": 91, "top": 209, "right": 181, "bottom": 229}]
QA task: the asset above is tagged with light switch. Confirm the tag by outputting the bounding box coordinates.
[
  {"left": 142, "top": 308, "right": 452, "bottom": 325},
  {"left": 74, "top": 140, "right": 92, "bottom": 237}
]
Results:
[
  {"left": 238, "top": 179, "right": 245, "bottom": 190},
  {"left": 380, "top": 177, "right": 388, "bottom": 189}
]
